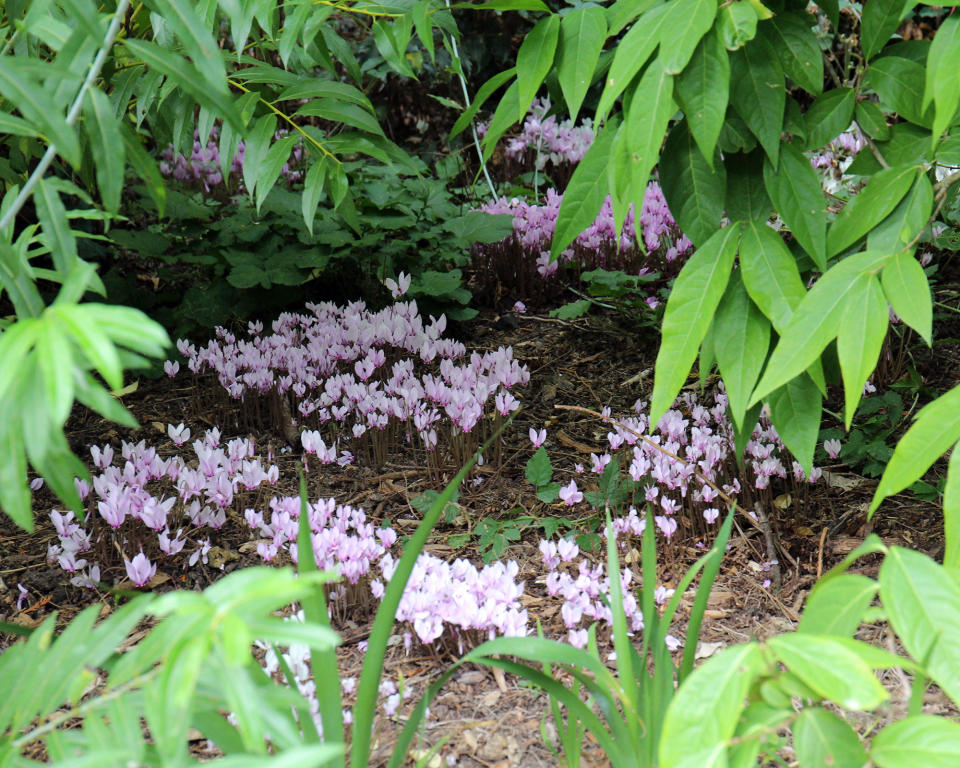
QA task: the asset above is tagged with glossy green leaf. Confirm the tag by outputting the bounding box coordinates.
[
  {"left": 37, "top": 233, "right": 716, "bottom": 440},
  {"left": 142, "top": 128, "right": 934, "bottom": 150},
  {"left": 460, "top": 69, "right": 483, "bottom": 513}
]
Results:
[
  {"left": 449, "top": 68, "right": 515, "bottom": 140},
  {"left": 372, "top": 18, "right": 416, "bottom": 78},
  {"left": 943, "top": 442, "right": 960, "bottom": 571},
  {"left": 276, "top": 80, "right": 373, "bottom": 110},
  {"left": 713, "top": 272, "right": 770, "bottom": 429},
  {"left": 827, "top": 165, "right": 918, "bottom": 257},
  {"left": 879, "top": 546, "right": 960, "bottom": 704},
  {"left": 661, "top": 0, "right": 717, "bottom": 74},
  {"left": 924, "top": 15, "right": 960, "bottom": 148},
  {"left": 794, "top": 708, "right": 868, "bottom": 768},
  {"left": 798, "top": 573, "right": 878, "bottom": 637},
  {"left": 294, "top": 100, "right": 384, "bottom": 135},
  {"left": 751, "top": 250, "right": 892, "bottom": 403},
  {"left": 301, "top": 158, "right": 328, "bottom": 235},
  {"left": 606, "top": 0, "right": 659, "bottom": 36},
  {"left": 837, "top": 273, "right": 889, "bottom": 428},
  {"left": 871, "top": 385, "right": 960, "bottom": 513},
  {"left": 805, "top": 87, "right": 856, "bottom": 150},
  {"left": 869, "top": 170, "right": 934, "bottom": 254},
  {"left": 864, "top": 55, "right": 933, "bottom": 128},
  {"left": 730, "top": 36, "right": 785, "bottom": 165},
  {"left": 241, "top": 114, "right": 276, "bottom": 203},
  {"left": 856, "top": 99, "right": 891, "bottom": 140},
  {"left": 717, "top": 1, "right": 757, "bottom": 50},
  {"left": 676, "top": 29, "right": 730, "bottom": 166},
  {"left": 33, "top": 181, "right": 78, "bottom": 277},
  {"left": 847, "top": 122, "right": 931, "bottom": 175},
  {"left": 660, "top": 120, "right": 726, "bottom": 246},
  {"left": 595, "top": 2, "right": 670, "bottom": 121},
  {"left": 143, "top": 0, "right": 226, "bottom": 90},
  {"left": 412, "top": 0, "right": 434, "bottom": 63},
  {"left": 763, "top": 142, "right": 827, "bottom": 269},
  {"left": 739, "top": 220, "right": 807, "bottom": 332},
  {"left": 862, "top": 0, "right": 912, "bottom": 61},
  {"left": 516, "top": 15, "right": 560, "bottom": 118},
  {"left": 937, "top": 133, "right": 960, "bottom": 165},
  {"left": 557, "top": 7, "right": 607, "bottom": 121},
  {"left": 255, "top": 134, "right": 299, "bottom": 212},
  {"left": 872, "top": 716, "right": 960, "bottom": 768},
  {"left": 768, "top": 11, "right": 824, "bottom": 95},
  {"left": 82, "top": 88, "right": 124, "bottom": 214},
  {"left": 650, "top": 224, "right": 739, "bottom": 425},
  {"left": 768, "top": 373, "right": 821, "bottom": 473},
  {"left": 551, "top": 115, "right": 617, "bottom": 260},
  {"left": 725, "top": 149, "right": 771, "bottom": 222},
  {"left": 659, "top": 644, "right": 765, "bottom": 767},
  {"left": 768, "top": 634, "right": 888, "bottom": 709}
]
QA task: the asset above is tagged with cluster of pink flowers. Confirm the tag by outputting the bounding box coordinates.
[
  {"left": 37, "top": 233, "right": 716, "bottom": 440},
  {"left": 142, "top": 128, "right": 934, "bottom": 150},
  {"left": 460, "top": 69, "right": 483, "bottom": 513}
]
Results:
[
  {"left": 159, "top": 126, "right": 304, "bottom": 193},
  {"left": 809, "top": 125, "right": 867, "bottom": 169},
  {"left": 171, "top": 298, "right": 529, "bottom": 456},
  {"left": 46, "top": 429, "right": 281, "bottom": 587},
  {"left": 503, "top": 98, "right": 596, "bottom": 168}
]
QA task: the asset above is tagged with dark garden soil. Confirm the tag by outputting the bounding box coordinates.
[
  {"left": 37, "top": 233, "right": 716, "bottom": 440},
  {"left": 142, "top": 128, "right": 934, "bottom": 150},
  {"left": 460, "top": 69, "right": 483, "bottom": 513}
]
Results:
[{"left": 1, "top": 297, "right": 956, "bottom": 767}]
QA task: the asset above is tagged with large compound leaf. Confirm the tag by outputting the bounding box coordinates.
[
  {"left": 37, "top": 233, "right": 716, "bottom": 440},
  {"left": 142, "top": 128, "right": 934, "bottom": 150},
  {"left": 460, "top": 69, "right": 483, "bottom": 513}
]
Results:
[
  {"left": 739, "top": 220, "right": 806, "bottom": 332},
  {"left": 827, "top": 164, "right": 918, "bottom": 257},
  {"left": 730, "top": 36, "right": 785, "bottom": 166},
  {"left": 763, "top": 142, "right": 827, "bottom": 269},
  {"left": 676, "top": 29, "right": 730, "bottom": 167},
  {"left": 516, "top": 14, "right": 560, "bottom": 119},
  {"left": 557, "top": 7, "right": 607, "bottom": 121},
  {"left": 879, "top": 547, "right": 960, "bottom": 705},
  {"left": 924, "top": 15, "right": 960, "bottom": 149},
  {"left": 660, "top": 119, "right": 726, "bottom": 246},
  {"left": 837, "top": 273, "right": 889, "bottom": 428},
  {"left": 551, "top": 116, "right": 619, "bottom": 260},
  {"left": 713, "top": 272, "right": 770, "bottom": 429},
  {"left": 767, "top": 11, "right": 824, "bottom": 95},
  {"left": 872, "top": 716, "right": 960, "bottom": 768},
  {"left": 650, "top": 224, "right": 739, "bottom": 426},
  {"left": 871, "top": 385, "right": 960, "bottom": 513},
  {"left": 751, "top": 250, "right": 892, "bottom": 404}
]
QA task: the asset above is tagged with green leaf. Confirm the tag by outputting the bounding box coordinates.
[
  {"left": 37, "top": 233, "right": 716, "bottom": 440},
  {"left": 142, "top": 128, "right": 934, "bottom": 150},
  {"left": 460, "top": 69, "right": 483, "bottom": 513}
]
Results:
[
  {"left": 525, "top": 446, "right": 553, "bottom": 487},
  {"left": 739, "top": 219, "right": 807, "bottom": 332},
  {"left": 730, "top": 36, "right": 785, "bottom": 165},
  {"left": 0, "top": 112, "right": 39, "bottom": 138},
  {"left": 856, "top": 99, "right": 891, "bottom": 140},
  {"left": 0, "top": 412, "right": 31, "bottom": 530},
  {"left": 768, "top": 11, "right": 824, "bottom": 95},
  {"left": 676, "top": 29, "right": 730, "bottom": 166},
  {"left": 449, "top": 68, "right": 515, "bottom": 140},
  {"left": 871, "top": 385, "right": 960, "bottom": 513},
  {"left": 241, "top": 113, "right": 277, "bottom": 203},
  {"left": 659, "top": 644, "right": 765, "bottom": 767},
  {"left": 798, "top": 573, "right": 878, "bottom": 637},
  {"left": 143, "top": 0, "right": 227, "bottom": 91},
  {"left": 481, "top": 79, "right": 521, "bottom": 163},
  {"left": 443, "top": 211, "right": 515, "bottom": 246},
  {"left": 294, "top": 100, "right": 385, "bottom": 135},
  {"left": 255, "top": 134, "right": 298, "bottom": 212},
  {"left": 868, "top": 170, "right": 934, "bottom": 253},
  {"left": 763, "top": 142, "right": 827, "bottom": 269},
  {"left": 551, "top": 115, "right": 617, "bottom": 260},
  {"left": 34, "top": 180, "right": 78, "bottom": 276},
  {"left": 650, "top": 224, "right": 739, "bottom": 426},
  {"left": 827, "top": 164, "right": 918, "bottom": 257},
  {"left": 768, "top": 634, "right": 888, "bottom": 709},
  {"left": 276, "top": 80, "right": 373, "bottom": 110},
  {"left": 879, "top": 546, "right": 960, "bottom": 704},
  {"left": 123, "top": 39, "right": 242, "bottom": 130},
  {"left": 301, "top": 157, "right": 328, "bottom": 234},
  {"left": 768, "top": 373, "right": 821, "bottom": 474},
  {"left": 83, "top": 88, "right": 124, "bottom": 214},
  {"left": 864, "top": 55, "right": 933, "bottom": 128},
  {"left": 924, "top": 15, "right": 960, "bottom": 149},
  {"left": 606, "top": 0, "right": 659, "bottom": 36},
  {"left": 372, "top": 19, "right": 416, "bottom": 78},
  {"left": 837, "top": 273, "right": 889, "bottom": 428},
  {"left": 713, "top": 272, "right": 770, "bottom": 430},
  {"left": 595, "top": 2, "right": 670, "bottom": 122},
  {"left": 804, "top": 87, "right": 857, "bottom": 150},
  {"left": 937, "top": 132, "right": 960, "bottom": 165},
  {"left": 725, "top": 149, "right": 771, "bottom": 222},
  {"left": 872, "top": 716, "right": 960, "bottom": 768},
  {"left": 717, "top": 1, "right": 758, "bottom": 51},
  {"left": 556, "top": 7, "right": 607, "bottom": 122},
  {"left": 660, "top": 0, "right": 717, "bottom": 74},
  {"left": 944, "top": 442, "right": 960, "bottom": 571},
  {"left": 659, "top": 119, "right": 726, "bottom": 246},
  {"left": 121, "top": 125, "right": 166, "bottom": 217},
  {"left": 847, "top": 122, "right": 931, "bottom": 175},
  {"left": 751, "top": 250, "right": 892, "bottom": 404},
  {"left": 794, "top": 708, "right": 868, "bottom": 768},
  {"left": 862, "top": 0, "right": 912, "bottom": 61},
  {"left": 516, "top": 15, "right": 560, "bottom": 119}
]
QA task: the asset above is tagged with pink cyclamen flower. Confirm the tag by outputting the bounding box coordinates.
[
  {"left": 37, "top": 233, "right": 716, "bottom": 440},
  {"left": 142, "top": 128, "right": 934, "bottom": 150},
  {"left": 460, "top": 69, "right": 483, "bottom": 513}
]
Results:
[
  {"left": 164, "top": 360, "right": 180, "bottom": 377},
  {"left": 823, "top": 439, "right": 842, "bottom": 460},
  {"left": 590, "top": 452, "right": 611, "bottom": 474},
  {"left": 703, "top": 507, "right": 720, "bottom": 524},
  {"left": 125, "top": 552, "right": 156, "bottom": 587},
  {"left": 385, "top": 272, "right": 411, "bottom": 299},
  {"left": 16, "top": 583, "right": 28, "bottom": 611},
  {"left": 29, "top": 477, "right": 44, "bottom": 491},
  {"left": 529, "top": 428, "right": 547, "bottom": 448},
  {"left": 558, "top": 480, "right": 583, "bottom": 506},
  {"left": 167, "top": 423, "right": 191, "bottom": 446},
  {"left": 512, "top": 301, "right": 526, "bottom": 313}
]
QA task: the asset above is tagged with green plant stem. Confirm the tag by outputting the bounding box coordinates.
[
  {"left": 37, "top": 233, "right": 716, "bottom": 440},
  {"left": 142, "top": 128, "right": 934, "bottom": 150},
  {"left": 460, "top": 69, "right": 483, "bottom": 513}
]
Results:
[
  {"left": 443, "top": 0, "right": 496, "bottom": 199},
  {"left": 0, "top": 0, "right": 131, "bottom": 233}
]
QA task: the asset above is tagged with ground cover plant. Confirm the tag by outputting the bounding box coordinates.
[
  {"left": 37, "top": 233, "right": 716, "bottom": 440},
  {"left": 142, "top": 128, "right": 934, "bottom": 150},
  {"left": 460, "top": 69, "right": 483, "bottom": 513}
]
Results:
[{"left": 4, "top": 0, "right": 960, "bottom": 766}]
